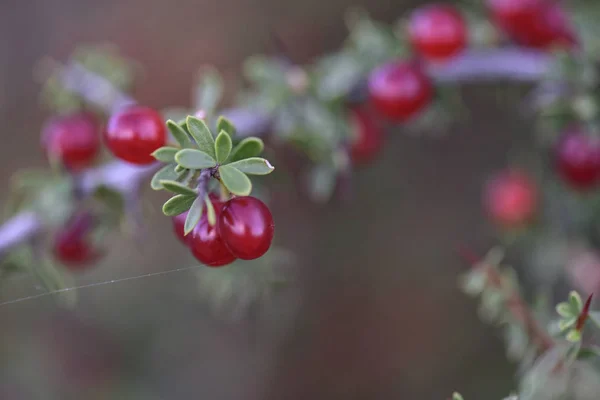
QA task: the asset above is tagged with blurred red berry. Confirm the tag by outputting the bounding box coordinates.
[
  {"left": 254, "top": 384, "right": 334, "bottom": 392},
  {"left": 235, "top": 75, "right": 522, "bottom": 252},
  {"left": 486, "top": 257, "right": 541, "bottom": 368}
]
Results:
[
  {"left": 53, "top": 212, "right": 101, "bottom": 269},
  {"left": 348, "top": 107, "right": 384, "bottom": 164},
  {"left": 41, "top": 111, "right": 100, "bottom": 171},
  {"left": 408, "top": 4, "right": 467, "bottom": 62},
  {"left": 104, "top": 105, "right": 166, "bottom": 165},
  {"left": 188, "top": 197, "right": 237, "bottom": 267},
  {"left": 556, "top": 130, "right": 600, "bottom": 190},
  {"left": 218, "top": 196, "right": 274, "bottom": 260},
  {"left": 368, "top": 61, "right": 433, "bottom": 122},
  {"left": 487, "top": 0, "right": 576, "bottom": 50},
  {"left": 484, "top": 170, "right": 538, "bottom": 228},
  {"left": 172, "top": 211, "right": 188, "bottom": 244}
]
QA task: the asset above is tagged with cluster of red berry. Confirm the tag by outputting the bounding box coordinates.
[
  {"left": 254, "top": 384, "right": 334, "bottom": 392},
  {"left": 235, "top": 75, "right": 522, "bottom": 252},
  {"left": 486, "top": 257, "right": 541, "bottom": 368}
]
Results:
[
  {"left": 41, "top": 104, "right": 277, "bottom": 269},
  {"left": 349, "top": 1, "right": 576, "bottom": 168},
  {"left": 172, "top": 195, "right": 274, "bottom": 267}
]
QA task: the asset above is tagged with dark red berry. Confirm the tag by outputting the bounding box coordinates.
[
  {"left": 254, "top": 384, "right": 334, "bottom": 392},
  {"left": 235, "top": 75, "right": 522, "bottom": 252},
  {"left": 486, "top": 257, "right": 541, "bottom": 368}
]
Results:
[
  {"left": 487, "top": 0, "right": 576, "bottom": 50},
  {"left": 104, "top": 105, "right": 166, "bottom": 165},
  {"left": 348, "top": 107, "right": 384, "bottom": 164},
  {"left": 53, "top": 213, "right": 101, "bottom": 269},
  {"left": 368, "top": 61, "right": 433, "bottom": 122},
  {"left": 556, "top": 130, "right": 600, "bottom": 190},
  {"left": 217, "top": 196, "right": 274, "bottom": 260},
  {"left": 41, "top": 112, "right": 100, "bottom": 171},
  {"left": 509, "top": 3, "right": 576, "bottom": 50},
  {"left": 483, "top": 170, "right": 538, "bottom": 228},
  {"left": 408, "top": 4, "right": 467, "bottom": 62},
  {"left": 188, "top": 197, "right": 237, "bottom": 267}
]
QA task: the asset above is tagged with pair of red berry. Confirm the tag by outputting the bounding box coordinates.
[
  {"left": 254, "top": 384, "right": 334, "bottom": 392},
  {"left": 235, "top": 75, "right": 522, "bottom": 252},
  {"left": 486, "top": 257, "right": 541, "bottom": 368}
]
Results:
[
  {"left": 173, "top": 195, "right": 274, "bottom": 267},
  {"left": 368, "top": 4, "right": 466, "bottom": 123},
  {"left": 42, "top": 105, "right": 167, "bottom": 169},
  {"left": 487, "top": 0, "right": 577, "bottom": 50}
]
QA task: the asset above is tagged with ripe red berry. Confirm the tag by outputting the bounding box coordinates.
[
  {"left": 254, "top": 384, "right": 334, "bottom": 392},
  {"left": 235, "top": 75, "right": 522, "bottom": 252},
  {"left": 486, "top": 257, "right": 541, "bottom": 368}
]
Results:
[
  {"left": 487, "top": 0, "right": 576, "bottom": 50},
  {"left": 368, "top": 61, "right": 433, "bottom": 122},
  {"left": 408, "top": 4, "right": 467, "bottom": 62},
  {"left": 188, "top": 198, "right": 237, "bottom": 267},
  {"left": 556, "top": 130, "right": 600, "bottom": 190},
  {"left": 172, "top": 211, "right": 188, "bottom": 244},
  {"left": 483, "top": 170, "right": 538, "bottom": 228},
  {"left": 41, "top": 111, "right": 101, "bottom": 171},
  {"left": 348, "top": 107, "right": 384, "bottom": 164},
  {"left": 218, "top": 196, "right": 274, "bottom": 260},
  {"left": 104, "top": 105, "right": 166, "bottom": 165},
  {"left": 53, "top": 213, "right": 101, "bottom": 269}
]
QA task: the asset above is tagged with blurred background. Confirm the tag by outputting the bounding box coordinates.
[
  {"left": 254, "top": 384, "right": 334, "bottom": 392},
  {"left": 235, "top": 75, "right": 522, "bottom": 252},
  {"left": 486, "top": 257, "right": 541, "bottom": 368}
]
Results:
[{"left": 0, "top": 0, "right": 527, "bottom": 398}]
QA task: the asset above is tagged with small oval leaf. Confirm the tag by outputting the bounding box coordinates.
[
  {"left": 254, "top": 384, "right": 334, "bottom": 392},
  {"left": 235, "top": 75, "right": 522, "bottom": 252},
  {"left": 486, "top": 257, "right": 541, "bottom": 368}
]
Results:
[
  {"left": 162, "top": 194, "right": 196, "bottom": 216},
  {"left": 151, "top": 146, "right": 179, "bottom": 163},
  {"left": 159, "top": 180, "right": 197, "bottom": 196},
  {"left": 204, "top": 196, "right": 216, "bottom": 226},
  {"left": 217, "top": 116, "right": 236, "bottom": 137},
  {"left": 186, "top": 116, "right": 216, "bottom": 158},
  {"left": 184, "top": 196, "right": 205, "bottom": 235},
  {"left": 218, "top": 165, "right": 252, "bottom": 196},
  {"left": 226, "top": 157, "right": 274, "bottom": 175},
  {"left": 215, "top": 130, "right": 233, "bottom": 164},
  {"left": 175, "top": 149, "right": 217, "bottom": 170},
  {"left": 194, "top": 67, "right": 223, "bottom": 114},
  {"left": 151, "top": 164, "right": 178, "bottom": 190},
  {"left": 229, "top": 137, "right": 264, "bottom": 162},
  {"left": 167, "top": 120, "right": 192, "bottom": 148}
]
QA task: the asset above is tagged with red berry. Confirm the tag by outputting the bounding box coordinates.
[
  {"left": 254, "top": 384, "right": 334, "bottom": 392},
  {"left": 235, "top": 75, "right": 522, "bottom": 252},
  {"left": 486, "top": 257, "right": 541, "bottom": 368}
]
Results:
[
  {"left": 487, "top": 0, "right": 576, "bottom": 50},
  {"left": 188, "top": 197, "right": 237, "bottom": 267},
  {"left": 368, "top": 61, "right": 433, "bottom": 122},
  {"left": 217, "top": 196, "right": 274, "bottom": 260},
  {"left": 172, "top": 211, "right": 188, "bottom": 244},
  {"left": 41, "top": 112, "right": 100, "bottom": 171},
  {"left": 408, "top": 4, "right": 467, "bottom": 62},
  {"left": 483, "top": 170, "right": 538, "bottom": 228},
  {"left": 556, "top": 130, "right": 600, "bottom": 190},
  {"left": 53, "top": 213, "right": 101, "bottom": 269},
  {"left": 104, "top": 105, "right": 166, "bottom": 165},
  {"left": 348, "top": 107, "right": 384, "bottom": 164}
]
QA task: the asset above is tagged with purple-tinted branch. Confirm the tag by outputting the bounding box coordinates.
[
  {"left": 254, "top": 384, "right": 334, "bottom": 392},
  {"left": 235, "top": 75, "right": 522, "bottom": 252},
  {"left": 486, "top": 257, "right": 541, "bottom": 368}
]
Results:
[{"left": 0, "top": 47, "right": 554, "bottom": 257}]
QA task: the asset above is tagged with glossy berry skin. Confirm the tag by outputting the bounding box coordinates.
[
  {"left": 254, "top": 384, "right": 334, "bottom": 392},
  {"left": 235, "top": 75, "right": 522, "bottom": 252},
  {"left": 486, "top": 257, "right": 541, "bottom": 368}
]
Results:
[
  {"left": 188, "top": 198, "right": 236, "bottom": 267},
  {"left": 556, "top": 130, "right": 600, "bottom": 190},
  {"left": 53, "top": 213, "right": 101, "bottom": 269},
  {"left": 218, "top": 196, "right": 274, "bottom": 260},
  {"left": 41, "top": 112, "right": 100, "bottom": 171},
  {"left": 483, "top": 170, "right": 538, "bottom": 228},
  {"left": 408, "top": 4, "right": 467, "bottom": 62},
  {"left": 368, "top": 61, "right": 433, "bottom": 122},
  {"left": 348, "top": 108, "right": 384, "bottom": 165},
  {"left": 104, "top": 105, "right": 166, "bottom": 165}
]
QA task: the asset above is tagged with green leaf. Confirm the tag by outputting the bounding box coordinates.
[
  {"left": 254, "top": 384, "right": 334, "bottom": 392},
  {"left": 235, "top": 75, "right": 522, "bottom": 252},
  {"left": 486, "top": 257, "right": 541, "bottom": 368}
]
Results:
[
  {"left": 243, "top": 56, "right": 287, "bottom": 86},
  {"left": 218, "top": 165, "right": 252, "bottom": 196},
  {"left": 186, "top": 116, "right": 216, "bottom": 158},
  {"left": 227, "top": 157, "right": 274, "bottom": 175},
  {"left": 315, "top": 52, "right": 364, "bottom": 100},
  {"left": 175, "top": 149, "right": 217, "bottom": 170},
  {"left": 175, "top": 164, "right": 186, "bottom": 173},
  {"left": 576, "top": 346, "right": 600, "bottom": 360},
  {"left": 167, "top": 120, "right": 192, "bottom": 148},
  {"left": 229, "top": 137, "right": 264, "bottom": 162},
  {"left": 214, "top": 131, "right": 233, "bottom": 163},
  {"left": 559, "top": 317, "right": 577, "bottom": 332},
  {"left": 556, "top": 302, "right": 575, "bottom": 318},
  {"left": 217, "top": 116, "right": 236, "bottom": 137},
  {"left": 159, "top": 180, "right": 197, "bottom": 196},
  {"left": 205, "top": 196, "right": 216, "bottom": 226},
  {"left": 151, "top": 146, "right": 179, "bottom": 163},
  {"left": 162, "top": 194, "right": 196, "bottom": 216},
  {"left": 32, "top": 256, "right": 77, "bottom": 308},
  {"left": 569, "top": 291, "right": 583, "bottom": 312},
  {"left": 93, "top": 185, "right": 125, "bottom": 214},
  {"left": 194, "top": 67, "right": 223, "bottom": 114},
  {"left": 452, "top": 393, "right": 464, "bottom": 400},
  {"left": 566, "top": 329, "right": 582, "bottom": 343},
  {"left": 589, "top": 311, "right": 600, "bottom": 328},
  {"left": 151, "top": 164, "right": 179, "bottom": 190},
  {"left": 184, "top": 196, "right": 204, "bottom": 235}
]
